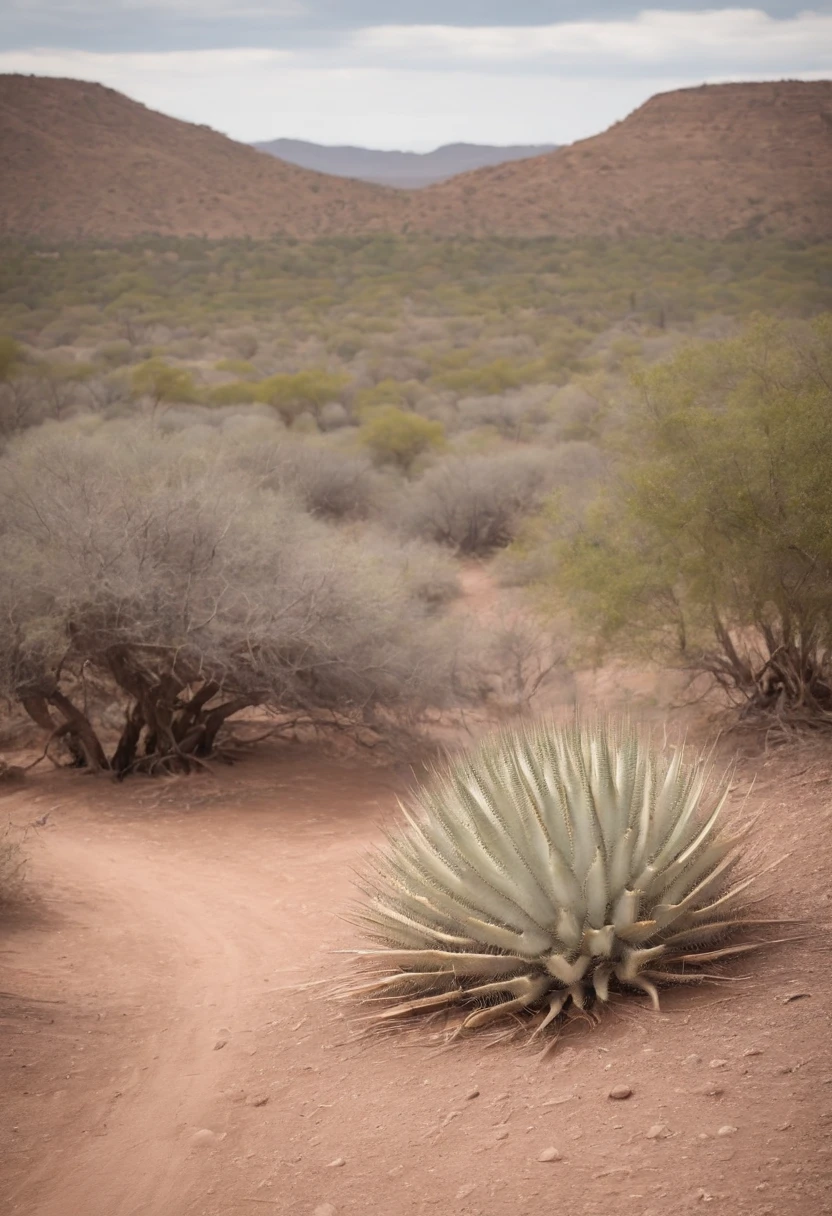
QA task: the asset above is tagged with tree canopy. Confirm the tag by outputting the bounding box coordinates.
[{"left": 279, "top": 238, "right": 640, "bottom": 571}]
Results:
[{"left": 551, "top": 315, "right": 832, "bottom": 725}]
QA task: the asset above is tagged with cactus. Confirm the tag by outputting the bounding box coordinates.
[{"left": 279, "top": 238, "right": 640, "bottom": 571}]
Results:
[{"left": 349, "top": 719, "right": 770, "bottom": 1035}]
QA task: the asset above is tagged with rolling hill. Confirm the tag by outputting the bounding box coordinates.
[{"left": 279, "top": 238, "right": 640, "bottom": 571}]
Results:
[
  {"left": 0, "top": 75, "right": 406, "bottom": 240},
  {"left": 252, "top": 138, "right": 558, "bottom": 188},
  {"left": 409, "top": 80, "right": 832, "bottom": 240},
  {"left": 0, "top": 76, "right": 830, "bottom": 241}
]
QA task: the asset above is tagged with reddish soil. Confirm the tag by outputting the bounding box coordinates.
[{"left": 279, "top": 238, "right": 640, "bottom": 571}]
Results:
[
  {"left": 0, "top": 75, "right": 405, "bottom": 241},
  {"left": 411, "top": 81, "right": 832, "bottom": 241},
  {"left": 2, "top": 732, "right": 832, "bottom": 1216},
  {"left": 2, "top": 77, "right": 830, "bottom": 241}
]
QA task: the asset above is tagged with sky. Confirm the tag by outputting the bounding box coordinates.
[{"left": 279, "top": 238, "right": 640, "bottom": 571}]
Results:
[{"left": 1, "top": 2, "right": 831, "bottom": 149}]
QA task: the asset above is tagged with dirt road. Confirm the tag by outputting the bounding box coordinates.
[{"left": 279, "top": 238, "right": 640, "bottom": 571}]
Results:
[{"left": 2, "top": 743, "right": 832, "bottom": 1216}]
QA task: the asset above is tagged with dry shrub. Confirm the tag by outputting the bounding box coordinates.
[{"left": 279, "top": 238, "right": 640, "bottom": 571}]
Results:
[
  {"left": 0, "top": 421, "right": 476, "bottom": 775},
  {"left": 398, "top": 451, "right": 552, "bottom": 555},
  {"left": 456, "top": 387, "right": 553, "bottom": 440},
  {"left": 361, "top": 532, "right": 461, "bottom": 611},
  {"left": 223, "top": 432, "right": 381, "bottom": 520}
]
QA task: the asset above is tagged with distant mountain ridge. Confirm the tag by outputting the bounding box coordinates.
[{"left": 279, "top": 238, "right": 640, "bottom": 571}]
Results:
[{"left": 252, "top": 138, "right": 559, "bottom": 188}]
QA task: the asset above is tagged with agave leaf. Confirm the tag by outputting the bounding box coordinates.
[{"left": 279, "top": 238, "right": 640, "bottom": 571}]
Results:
[
  {"left": 614, "top": 919, "right": 659, "bottom": 944},
  {"left": 584, "top": 849, "right": 609, "bottom": 928},
  {"left": 347, "top": 948, "right": 529, "bottom": 976},
  {"left": 612, "top": 886, "right": 641, "bottom": 930},
  {"left": 350, "top": 718, "right": 770, "bottom": 1039}
]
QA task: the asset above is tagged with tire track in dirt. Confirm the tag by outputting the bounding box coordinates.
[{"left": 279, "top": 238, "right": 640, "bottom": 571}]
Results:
[{"left": 3, "top": 818, "right": 254, "bottom": 1216}]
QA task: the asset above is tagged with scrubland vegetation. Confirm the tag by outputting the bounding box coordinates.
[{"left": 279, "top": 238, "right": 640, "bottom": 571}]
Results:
[{"left": 1, "top": 235, "right": 831, "bottom": 770}]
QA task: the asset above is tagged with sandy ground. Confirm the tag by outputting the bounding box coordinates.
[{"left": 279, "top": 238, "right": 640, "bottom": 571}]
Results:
[
  {"left": 2, "top": 736, "right": 832, "bottom": 1216},
  {"left": 2, "top": 566, "right": 832, "bottom": 1215}
]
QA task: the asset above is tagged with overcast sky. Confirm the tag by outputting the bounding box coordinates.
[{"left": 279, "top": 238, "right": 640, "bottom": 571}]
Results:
[{"left": 1, "top": 3, "right": 830, "bottom": 149}]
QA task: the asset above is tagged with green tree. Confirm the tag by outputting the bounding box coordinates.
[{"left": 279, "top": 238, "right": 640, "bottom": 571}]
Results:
[
  {"left": 131, "top": 359, "right": 197, "bottom": 409},
  {"left": 551, "top": 315, "right": 832, "bottom": 724},
  {"left": 254, "top": 370, "right": 348, "bottom": 424},
  {"left": 359, "top": 406, "right": 445, "bottom": 473}
]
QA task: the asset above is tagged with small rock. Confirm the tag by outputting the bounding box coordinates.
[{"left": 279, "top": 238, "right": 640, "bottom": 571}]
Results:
[
  {"left": 466, "top": 1087, "right": 480, "bottom": 1100},
  {"left": 646, "top": 1124, "right": 671, "bottom": 1140},
  {"left": 717, "top": 1125, "right": 738, "bottom": 1137},
  {"left": 776, "top": 1122, "right": 793, "bottom": 1131},
  {"left": 495, "top": 1128, "right": 509, "bottom": 1140},
  {"left": 608, "top": 1085, "right": 633, "bottom": 1101},
  {"left": 683, "top": 1054, "right": 703, "bottom": 1066},
  {"left": 695, "top": 1083, "right": 725, "bottom": 1097},
  {"left": 743, "top": 1047, "right": 763, "bottom": 1057},
  {"left": 314, "top": 1206, "right": 337, "bottom": 1216},
  {"left": 709, "top": 1059, "right": 729, "bottom": 1069},
  {"left": 456, "top": 1183, "right": 477, "bottom": 1199},
  {"left": 325, "top": 1157, "right": 346, "bottom": 1168},
  {"left": 213, "top": 1039, "right": 228, "bottom": 1051},
  {"left": 191, "top": 1129, "right": 218, "bottom": 1147},
  {"left": 249, "top": 1096, "right": 269, "bottom": 1107},
  {"left": 538, "top": 1147, "right": 563, "bottom": 1162},
  {"left": 441, "top": 1110, "right": 461, "bottom": 1127}
]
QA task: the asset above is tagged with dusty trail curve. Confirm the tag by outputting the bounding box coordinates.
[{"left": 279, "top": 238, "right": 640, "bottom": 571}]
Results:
[{"left": 2, "top": 745, "right": 832, "bottom": 1216}]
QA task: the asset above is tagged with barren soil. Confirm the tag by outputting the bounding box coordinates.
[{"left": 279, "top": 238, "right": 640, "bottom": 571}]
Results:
[
  {"left": 2, "top": 569, "right": 832, "bottom": 1215},
  {"left": 2, "top": 77, "right": 830, "bottom": 240},
  {"left": 2, "top": 733, "right": 831, "bottom": 1216}
]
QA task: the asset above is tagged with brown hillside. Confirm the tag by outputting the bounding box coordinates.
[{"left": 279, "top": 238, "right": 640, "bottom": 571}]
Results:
[
  {"left": 408, "top": 81, "right": 832, "bottom": 240},
  {"left": 0, "top": 75, "right": 407, "bottom": 240},
  {"left": 1, "top": 77, "right": 830, "bottom": 241}
]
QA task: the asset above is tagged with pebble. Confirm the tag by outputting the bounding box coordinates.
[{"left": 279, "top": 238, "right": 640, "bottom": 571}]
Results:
[
  {"left": 694, "top": 1083, "right": 724, "bottom": 1097},
  {"left": 249, "top": 1096, "right": 269, "bottom": 1107},
  {"left": 191, "top": 1129, "right": 218, "bottom": 1147},
  {"left": 717, "top": 1125, "right": 738, "bottom": 1137},
  {"left": 213, "top": 1039, "right": 228, "bottom": 1051},
  {"left": 314, "top": 1206, "right": 337, "bottom": 1216},
  {"left": 683, "top": 1054, "right": 702, "bottom": 1066},
  {"left": 456, "top": 1184, "right": 477, "bottom": 1199},
  {"left": 743, "top": 1047, "right": 764, "bottom": 1057},
  {"left": 709, "top": 1059, "right": 729, "bottom": 1069},
  {"left": 538, "top": 1147, "right": 563, "bottom": 1162},
  {"left": 608, "top": 1085, "right": 633, "bottom": 1100},
  {"left": 495, "top": 1128, "right": 509, "bottom": 1141},
  {"left": 466, "top": 1088, "right": 480, "bottom": 1100},
  {"left": 325, "top": 1157, "right": 346, "bottom": 1168},
  {"left": 646, "top": 1124, "right": 671, "bottom": 1140}
]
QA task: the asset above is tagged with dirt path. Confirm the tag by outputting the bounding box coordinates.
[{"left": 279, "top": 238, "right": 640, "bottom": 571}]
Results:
[{"left": 2, "top": 741, "right": 832, "bottom": 1216}]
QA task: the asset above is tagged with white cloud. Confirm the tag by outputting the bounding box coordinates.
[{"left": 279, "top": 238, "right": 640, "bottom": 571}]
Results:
[
  {"left": 352, "top": 10, "right": 832, "bottom": 72},
  {"left": 2, "top": 9, "right": 829, "bottom": 148}
]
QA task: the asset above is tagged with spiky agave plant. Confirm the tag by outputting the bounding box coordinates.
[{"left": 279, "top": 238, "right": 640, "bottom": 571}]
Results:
[{"left": 349, "top": 719, "right": 771, "bottom": 1035}]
